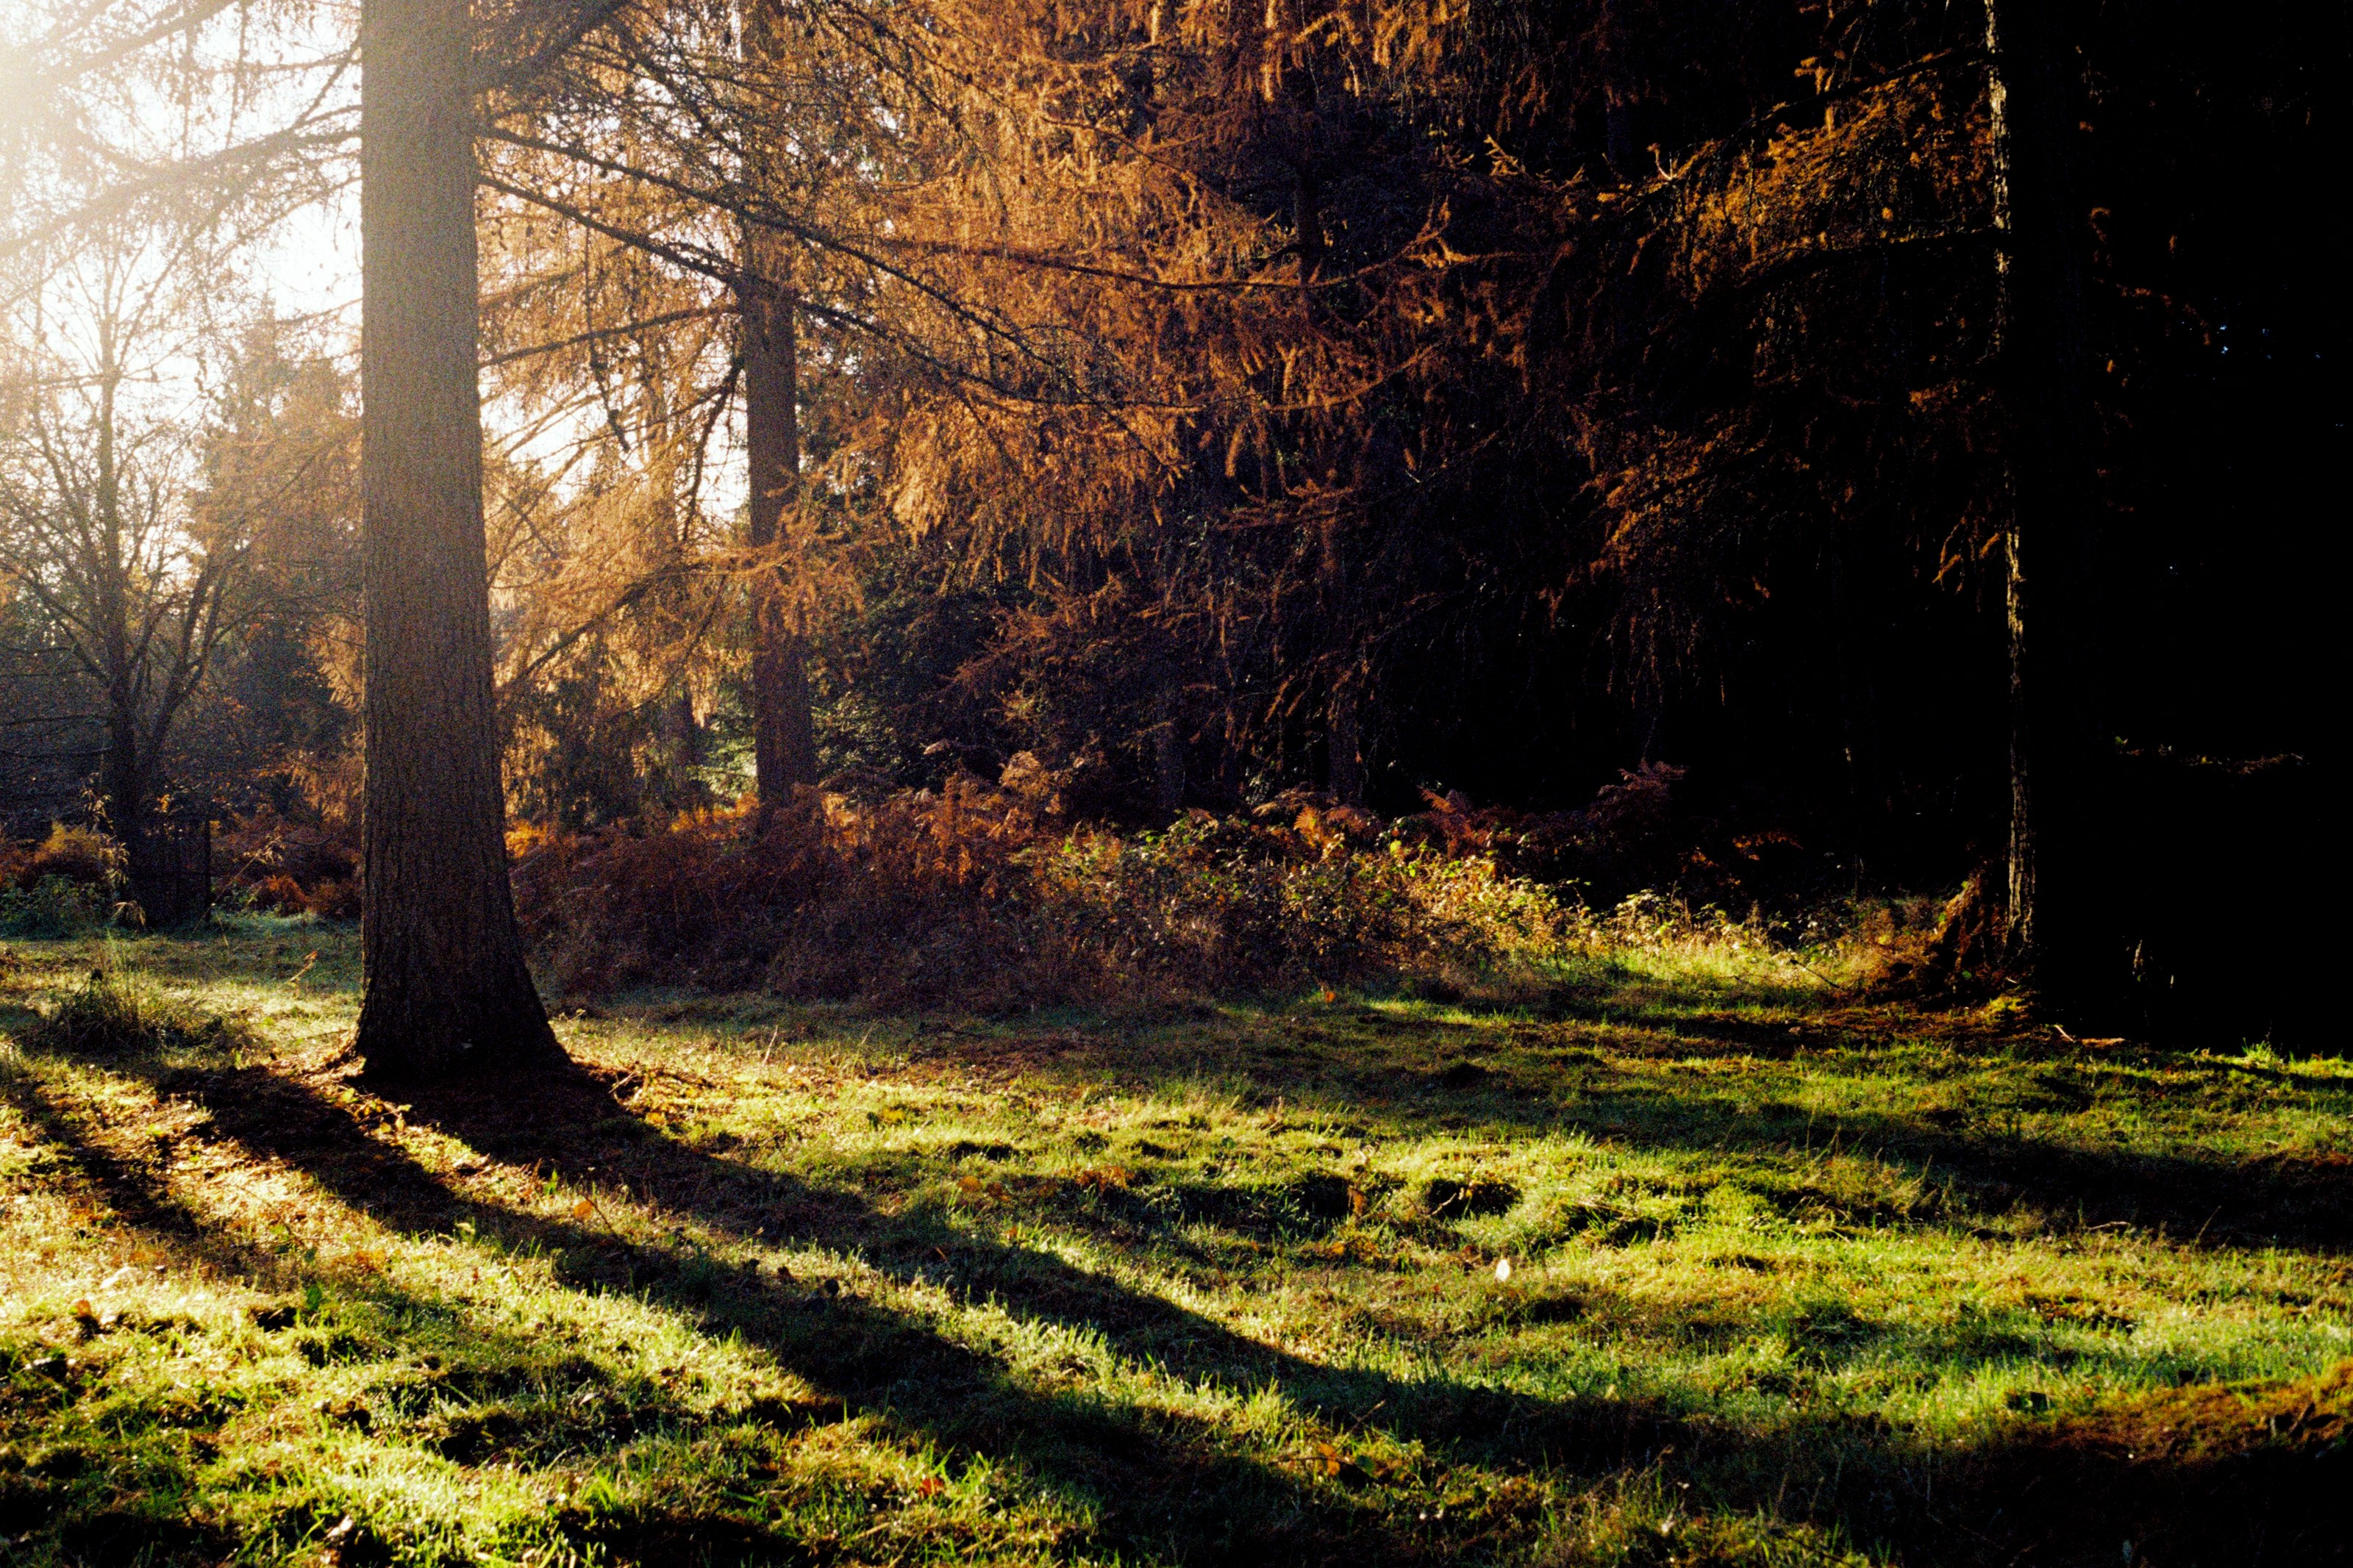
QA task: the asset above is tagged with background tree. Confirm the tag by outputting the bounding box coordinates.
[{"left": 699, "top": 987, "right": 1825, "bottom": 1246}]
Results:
[
  {"left": 0, "top": 222, "right": 260, "bottom": 909},
  {"left": 1982, "top": 0, "right": 2101, "bottom": 998}
]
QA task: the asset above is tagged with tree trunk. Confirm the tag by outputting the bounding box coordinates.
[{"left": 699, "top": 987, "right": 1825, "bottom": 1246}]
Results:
[
  {"left": 1150, "top": 665, "right": 1186, "bottom": 812},
  {"left": 1327, "top": 681, "right": 1364, "bottom": 806},
  {"left": 1604, "top": 89, "right": 1638, "bottom": 182},
  {"left": 740, "top": 236, "right": 819, "bottom": 806},
  {"left": 88, "top": 358, "right": 152, "bottom": 907},
  {"left": 102, "top": 715, "right": 154, "bottom": 914},
  {"left": 354, "top": 0, "right": 560, "bottom": 1079},
  {"left": 1984, "top": 0, "right": 2103, "bottom": 998},
  {"left": 1318, "top": 520, "right": 1364, "bottom": 806}
]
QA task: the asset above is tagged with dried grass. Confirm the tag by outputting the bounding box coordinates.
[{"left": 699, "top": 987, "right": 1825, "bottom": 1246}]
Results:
[{"left": 513, "top": 780, "right": 1591, "bottom": 1008}]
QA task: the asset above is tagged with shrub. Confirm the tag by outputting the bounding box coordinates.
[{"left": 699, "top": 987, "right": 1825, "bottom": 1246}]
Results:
[
  {"left": 1029, "top": 810, "right": 1574, "bottom": 992},
  {"left": 15, "top": 824, "right": 120, "bottom": 889},
  {"left": 25, "top": 959, "right": 259, "bottom": 1057},
  {"left": 515, "top": 780, "right": 1581, "bottom": 1007},
  {"left": 0, "top": 876, "right": 108, "bottom": 939},
  {"left": 215, "top": 808, "right": 361, "bottom": 919},
  {"left": 307, "top": 878, "right": 362, "bottom": 920},
  {"left": 243, "top": 873, "right": 310, "bottom": 914}
]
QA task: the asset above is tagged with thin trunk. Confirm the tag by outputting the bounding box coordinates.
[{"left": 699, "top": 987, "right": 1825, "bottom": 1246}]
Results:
[
  {"left": 1826, "top": 521, "right": 1887, "bottom": 865},
  {"left": 1985, "top": 0, "right": 2102, "bottom": 995},
  {"left": 103, "top": 715, "right": 148, "bottom": 906},
  {"left": 1604, "top": 89, "right": 1637, "bottom": 182},
  {"left": 1327, "top": 684, "right": 1363, "bottom": 806},
  {"left": 1215, "top": 704, "right": 1246, "bottom": 806},
  {"left": 1293, "top": 166, "right": 1324, "bottom": 288},
  {"left": 354, "top": 0, "right": 560, "bottom": 1078},
  {"left": 740, "top": 235, "right": 819, "bottom": 805},
  {"left": 1150, "top": 667, "right": 1186, "bottom": 812},
  {"left": 668, "top": 688, "right": 704, "bottom": 807},
  {"left": 89, "top": 362, "right": 143, "bottom": 881},
  {"left": 1318, "top": 520, "right": 1364, "bottom": 806}
]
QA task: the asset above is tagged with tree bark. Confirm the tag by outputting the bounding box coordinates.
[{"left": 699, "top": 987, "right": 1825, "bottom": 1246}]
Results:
[
  {"left": 354, "top": 0, "right": 561, "bottom": 1079},
  {"left": 1318, "top": 520, "right": 1365, "bottom": 806},
  {"left": 1150, "top": 665, "right": 1186, "bottom": 812},
  {"left": 740, "top": 237, "right": 820, "bottom": 805},
  {"left": 1984, "top": 0, "right": 2103, "bottom": 998}
]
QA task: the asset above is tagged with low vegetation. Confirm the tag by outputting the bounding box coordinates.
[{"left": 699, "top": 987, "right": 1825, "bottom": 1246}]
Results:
[{"left": 2, "top": 915, "right": 2343, "bottom": 1565}]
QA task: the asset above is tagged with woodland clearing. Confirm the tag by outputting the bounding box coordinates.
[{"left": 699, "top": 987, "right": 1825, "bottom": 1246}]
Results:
[{"left": 0, "top": 917, "right": 2344, "bottom": 1566}]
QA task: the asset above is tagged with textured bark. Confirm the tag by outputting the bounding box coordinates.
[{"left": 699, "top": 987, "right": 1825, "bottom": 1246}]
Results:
[
  {"left": 1985, "top": 0, "right": 2103, "bottom": 996},
  {"left": 740, "top": 240, "right": 819, "bottom": 803},
  {"left": 354, "top": 0, "right": 561, "bottom": 1079}
]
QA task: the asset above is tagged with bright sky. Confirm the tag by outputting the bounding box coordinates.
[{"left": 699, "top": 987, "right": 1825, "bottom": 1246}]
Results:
[{"left": 2, "top": 0, "right": 749, "bottom": 525}]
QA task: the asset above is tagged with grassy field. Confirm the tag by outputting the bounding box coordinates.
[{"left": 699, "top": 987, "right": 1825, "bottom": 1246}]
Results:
[{"left": 1, "top": 917, "right": 2346, "bottom": 1566}]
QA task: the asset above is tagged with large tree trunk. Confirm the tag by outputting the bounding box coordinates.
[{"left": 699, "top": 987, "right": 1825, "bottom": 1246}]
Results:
[
  {"left": 739, "top": 237, "right": 820, "bottom": 806},
  {"left": 354, "top": 0, "right": 560, "bottom": 1079},
  {"left": 1984, "top": 0, "right": 2104, "bottom": 999}
]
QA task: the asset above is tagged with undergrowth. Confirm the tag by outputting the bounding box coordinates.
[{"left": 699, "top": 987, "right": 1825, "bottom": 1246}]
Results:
[
  {"left": 24, "top": 950, "right": 262, "bottom": 1059},
  {"left": 512, "top": 773, "right": 1874, "bottom": 1012}
]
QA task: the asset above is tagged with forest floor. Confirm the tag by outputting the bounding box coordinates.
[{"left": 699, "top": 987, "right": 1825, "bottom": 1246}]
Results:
[{"left": 0, "top": 917, "right": 2346, "bottom": 1567}]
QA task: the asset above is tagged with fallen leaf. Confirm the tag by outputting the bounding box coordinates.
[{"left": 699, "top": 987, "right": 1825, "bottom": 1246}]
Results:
[
  {"left": 571, "top": 1198, "right": 598, "bottom": 1222},
  {"left": 1493, "top": 1257, "right": 1513, "bottom": 1284}
]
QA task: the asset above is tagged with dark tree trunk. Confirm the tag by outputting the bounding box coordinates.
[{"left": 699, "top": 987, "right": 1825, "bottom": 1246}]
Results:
[
  {"left": 1327, "top": 682, "right": 1364, "bottom": 806},
  {"left": 1318, "top": 520, "right": 1365, "bottom": 806},
  {"left": 354, "top": 0, "right": 560, "bottom": 1079},
  {"left": 1293, "top": 166, "right": 1325, "bottom": 287},
  {"left": 101, "top": 714, "right": 151, "bottom": 909},
  {"left": 1604, "top": 89, "right": 1638, "bottom": 181},
  {"left": 740, "top": 240, "right": 819, "bottom": 805},
  {"left": 1150, "top": 666, "right": 1186, "bottom": 812},
  {"left": 1984, "top": 0, "right": 2104, "bottom": 998}
]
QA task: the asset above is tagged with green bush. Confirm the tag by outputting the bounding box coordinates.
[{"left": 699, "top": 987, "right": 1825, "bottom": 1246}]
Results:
[{"left": 0, "top": 876, "right": 107, "bottom": 939}]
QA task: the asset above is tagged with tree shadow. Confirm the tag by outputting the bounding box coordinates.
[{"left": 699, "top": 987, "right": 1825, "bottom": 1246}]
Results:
[
  {"left": 901, "top": 1009, "right": 2353, "bottom": 1253},
  {"left": 1551, "top": 1078, "right": 2353, "bottom": 1253},
  {"left": 15, "top": 1029, "right": 2344, "bottom": 1566},
  {"left": 0, "top": 1056, "right": 282, "bottom": 1286},
  {"left": 29, "top": 1047, "right": 1633, "bottom": 1563}
]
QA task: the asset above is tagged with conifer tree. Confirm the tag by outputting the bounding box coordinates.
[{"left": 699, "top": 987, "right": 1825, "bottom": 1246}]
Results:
[{"left": 353, "top": 0, "right": 562, "bottom": 1078}]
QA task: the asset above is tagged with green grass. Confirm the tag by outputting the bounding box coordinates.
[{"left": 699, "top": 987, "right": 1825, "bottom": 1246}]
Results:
[{"left": 1, "top": 918, "right": 2345, "bottom": 1565}]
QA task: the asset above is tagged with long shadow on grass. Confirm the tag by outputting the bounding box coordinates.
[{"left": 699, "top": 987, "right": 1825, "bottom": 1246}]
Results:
[
  {"left": 938, "top": 1010, "right": 2353, "bottom": 1252},
  {"left": 30, "top": 1048, "right": 1672, "bottom": 1565},
  {"left": 1549, "top": 1081, "right": 2353, "bottom": 1253},
  {"left": 22, "top": 1037, "right": 2345, "bottom": 1567},
  {"left": 0, "top": 1057, "right": 282, "bottom": 1285}
]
